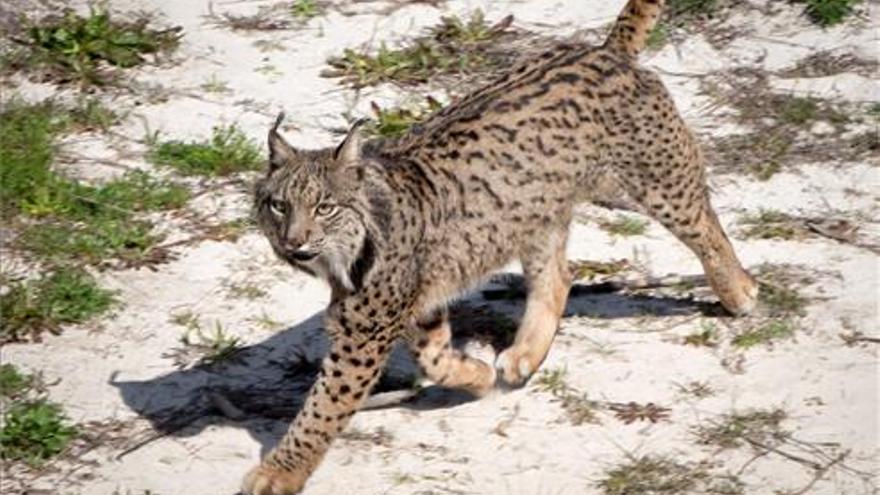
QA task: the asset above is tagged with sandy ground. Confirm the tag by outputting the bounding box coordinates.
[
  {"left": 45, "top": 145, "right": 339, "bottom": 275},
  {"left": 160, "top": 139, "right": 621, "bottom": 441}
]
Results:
[{"left": 2, "top": 0, "right": 878, "bottom": 494}]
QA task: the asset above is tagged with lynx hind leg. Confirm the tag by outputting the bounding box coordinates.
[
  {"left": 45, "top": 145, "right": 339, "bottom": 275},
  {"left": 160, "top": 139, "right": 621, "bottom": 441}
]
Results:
[
  {"left": 667, "top": 195, "right": 757, "bottom": 315},
  {"left": 496, "top": 229, "right": 571, "bottom": 386},
  {"left": 406, "top": 309, "right": 497, "bottom": 396},
  {"left": 620, "top": 122, "right": 758, "bottom": 315}
]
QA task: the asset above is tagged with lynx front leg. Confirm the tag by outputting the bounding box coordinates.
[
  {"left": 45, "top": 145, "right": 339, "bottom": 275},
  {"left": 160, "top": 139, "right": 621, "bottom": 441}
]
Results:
[
  {"left": 496, "top": 229, "right": 571, "bottom": 385},
  {"left": 405, "top": 309, "right": 496, "bottom": 396},
  {"left": 241, "top": 313, "right": 398, "bottom": 495}
]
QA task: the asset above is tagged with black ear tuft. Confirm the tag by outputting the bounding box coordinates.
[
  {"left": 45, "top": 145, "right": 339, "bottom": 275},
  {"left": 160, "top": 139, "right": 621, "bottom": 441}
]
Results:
[
  {"left": 268, "top": 112, "right": 297, "bottom": 172},
  {"left": 333, "top": 118, "right": 369, "bottom": 164}
]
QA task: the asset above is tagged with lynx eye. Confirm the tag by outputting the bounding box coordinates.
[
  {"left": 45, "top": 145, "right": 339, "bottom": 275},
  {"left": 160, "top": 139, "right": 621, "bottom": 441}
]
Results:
[
  {"left": 269, "top": 199, "right": 288, "bottom": 216},
  {"left": 315, "top": 203, "right": 336, "bottom": 217}
]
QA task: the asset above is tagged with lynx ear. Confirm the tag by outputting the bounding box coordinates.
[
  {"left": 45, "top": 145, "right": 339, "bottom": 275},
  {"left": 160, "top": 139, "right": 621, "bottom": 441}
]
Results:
[
  {"left": 333, "top": 118, "right": 368, "bottom": 165},
  {"left": 268, "top": 112, "right": 297, "bottom": 172}
]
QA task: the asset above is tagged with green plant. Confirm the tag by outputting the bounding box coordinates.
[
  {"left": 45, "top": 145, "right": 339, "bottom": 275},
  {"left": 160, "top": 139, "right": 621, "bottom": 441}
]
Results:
[
  {"left": 779, "top": 97, "right": 818, "bottom": 125},
  {"left": 200, "top": 74, "right": 230, "bottom": 93},
  {"left": 364, "top": 98, "right": 442, "bottom": 138},
  {"left": 667, "top": 0, "right": 717, "bottom": 18},
  {"left": 291, "top": 0, "right": 322, "bottom": 20},
  {"left": 226, "top": 282, "right": 268, "bottom": 300},
  {"left": 16, "top": 170, "right": 188, "bottom": 265},
  {"left": 534, "top": 367, "right": 569, "bottom": 396},
  {"left": 795, "top": 0, "right": 861, "bottom": 26},
  {"left": 600, "top": 456, "right": 702, "bottom": 495},
  {"left": 694, "top": 408, "right": 787, "bottom": 449},
  {"left": 747, "top": 161, "right": 781, "bottom": 182},
  {"left": 731, "top": 320, "right": 795, "bottom": 349},
  {"left": 737, "top": 209, "right": 805, "bottom": 240},
  {"left": 601, "top": 215, "right": 649, "bottom": 237},
  {"left": 0, "top": 268, "right": 117, "bottom": 343},
  {"left": 149, "top": 125, "right": 263, "bottom": 176},
  {"left": 15, "top": 7, "right": 181, "bottom": 85},
  {"left": 179, "top": 321, "right": 243, "bottom": 366},
  {"left": 759, "top": 282, "right": 807, "bottom": 317},
  {"left": 534, "top": 368, "right": 600, "bottom": 425},
  {"left": 645, "top": 23, "right": 669, "bottom": 49},
  {"left": 67, "top": 97, "right": 123, "bottom": 132},
  {"left": 0, "top": 365, "right": 34, "bottom": 399},
  {"left": 569, "top": 259, "right": 630, "bottom": 280},
  {"left": 432, "top": 9, "right": 499, "bottom": 44},
  {"left": 324, "top": 10, "right": 512, "bottom": 88},
  {"left": 0, "top": 99, "right": 66, "bottom": 218},
  {"left": 867, "top": 102, "right": 880, "bottom": 120},
  {"left": 0, "top": 400, "right": 77, "bottom": 465},
  {"left": 684, "top": 322, "right": 719, "bottom": 347}
]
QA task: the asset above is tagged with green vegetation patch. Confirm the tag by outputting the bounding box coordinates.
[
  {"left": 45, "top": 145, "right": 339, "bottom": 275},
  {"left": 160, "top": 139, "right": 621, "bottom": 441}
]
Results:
[
  {"left": 291, "top": 0, "right": 323, "bottom": 20},
  {"left": 0, "top": 365, "right": 35, "bottom": 399},
  {"left": 600, "top": 214, "right": 649, "bottom": 237},
  {"left": 758, "top": 281, "right": 808, "bottom": 318},
  {"left": 7, "top": 7, "right": 181, "bottom": 85},
  {"left": 534, "top": 368, "right": 601, "bottom": 425},
  {"left": 794, "top": 0, "right": 862, "bottom": 26},
  {"left": 737, "top": 210, "right": 807, "bottom": 240},
  {"left": 599, "top": 455, "right": 744, "bottom": 495},
  {"left": 694, "top": 408, "right": 787, "bottom": 450},
  {"left": 0, "top": 400, "right": 77, "bottom": 465},
  {"left": 645, "top": 23, "right": 669, "bottom": 49},
  {"left": 0, "top": 268, "right": 116, "bottom": 343},
  {"left": 363, "top": 98, "right": 442, "bottom": 138},
  {"left": 569, "top": 259, "right": 630, "bottom": 281},
  {"left": 731, "top": 320, "right": 795, "bottom": 349},
  {"left": 667, "top": 0, "right": 718, "bottom": 19},
  {"left": 684, "top": 322, "right": 720, "bottom": 347},
  {"left": 1, "top": 98, "right": 188, "bottom": 340},
  {"left": 166, "top": 316, "right": 244, "bottom": 369},
  {"left": 149, "top": 125, "right": 262, "bottom": 176},
  {"left": 324, "top": 10, "right": 515, "bottom": 88},
  {"left": 0, "top": 364, "right": 77, "bottom": 466}
]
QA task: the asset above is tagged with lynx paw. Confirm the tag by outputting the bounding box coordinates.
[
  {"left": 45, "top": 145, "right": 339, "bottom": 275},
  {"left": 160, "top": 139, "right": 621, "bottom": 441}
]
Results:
[
  {"left": 720, "top": 271, "right": 760, "bottom": 316},
  {"left": 241, "top": 464, "right": 306, "bottom": 495},
  {"left": 462, "top": 340, "right": 498, "bottom": 396},
  {"left": 495, "top": 346, "right": 540, "bottom": 386}
]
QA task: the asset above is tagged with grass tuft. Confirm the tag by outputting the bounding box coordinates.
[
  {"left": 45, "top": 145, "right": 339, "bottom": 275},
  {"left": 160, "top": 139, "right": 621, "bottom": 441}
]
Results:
[
  {"left": 534, "top": 368, "right": 600, "bottom": 425},
  {"left": 149, "top": 125, "right": 262, "bottom": 176},
  {"left": 9, "top": 7, "right": 181, "bottom": 85},
  {"left": 568, "top": 259, "right": 630, "bottom": 281},
  {"left": 324, "top": 10, "right": 513, "bottom": 88},
  {"left": 601, "top": 215, "right": 649, "bottom": 237},
  {"left": 645, "top": 23, "right": 669, "bottom": 49},
  {"left": 598, "top": 455, "right": 743, "bottom": 495},
  {"left": 758, "top": 282, "right": 808, "bottom": 317},
  {"left": 291, "top": 0, "right": 322, "bottom": 20},
  {"left": 737, "top": 209, "right": 805, "bottom": 240},
  {"left": 0, "top": 400, "right": 77, "bottom": 465},
  {"left": 167, "top": 316, "right": 244, "bottom": 368},
  {"left": 0, "top": 365, "right": 35, "bottom": 399},
  {"left": 0, "top": 268, "right": 117, "bottom": 344},
  {"left": 14, "top": 170, "right": 189, "bottom": 266},
  {"left": 363, "top": 98, "right": 442, "bottom": 138},
  {"left": 731, "top": 320, "right": 795, "bottom": 349},
  {"left": 694, "top": 408, "right": 787, "bottom": 450},
  {"left": 665, "top": 0, "right": 719, "bottom": 23},
  {"left": 1, "top": 98, "right": 186, "bottom": 339},
  {"left": 795, "top": 0, "right": 861, "bottom": 26},
  {"left": 683, "top": 321, "right": 719, "bottom": 347},
  {"left": 67, "top": 97, "right": 123, "bottom": 132}
]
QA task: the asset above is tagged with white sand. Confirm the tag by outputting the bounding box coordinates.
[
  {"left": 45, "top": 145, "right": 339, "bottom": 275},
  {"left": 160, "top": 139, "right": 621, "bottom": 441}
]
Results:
[{"left": 2, "top": 1, "right": 877, "bottom": 494}]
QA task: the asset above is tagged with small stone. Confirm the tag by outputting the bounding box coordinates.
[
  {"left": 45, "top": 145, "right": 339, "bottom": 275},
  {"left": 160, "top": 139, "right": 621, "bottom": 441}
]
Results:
[{"left": 810, "top": 121, "right": 836, "bottom": 135}]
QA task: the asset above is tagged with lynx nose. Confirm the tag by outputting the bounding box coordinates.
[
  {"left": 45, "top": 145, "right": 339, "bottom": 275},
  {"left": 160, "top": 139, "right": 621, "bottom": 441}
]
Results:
[{"left": 284, "top": 239, "right": 317, "bottom": 261}]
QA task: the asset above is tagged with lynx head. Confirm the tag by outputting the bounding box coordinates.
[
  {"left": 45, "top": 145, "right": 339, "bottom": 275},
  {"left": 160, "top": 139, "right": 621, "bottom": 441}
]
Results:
[{"left": 255, "top": 113, "right": 373, "bottom": 292}]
